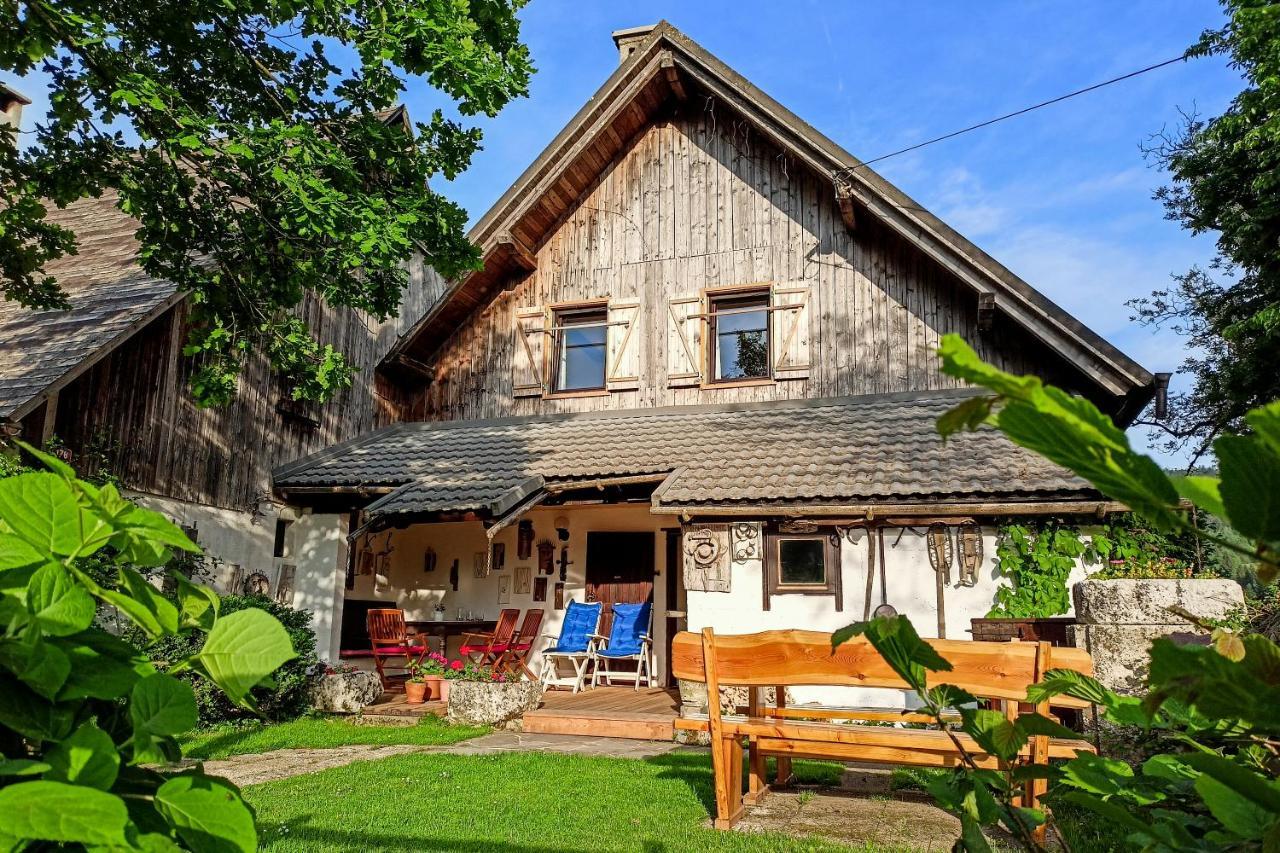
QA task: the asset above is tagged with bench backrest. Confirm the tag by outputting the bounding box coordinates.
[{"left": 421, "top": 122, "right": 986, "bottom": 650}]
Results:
[{"left": 671, "top": 629, "right": 1092, "bottom": 703}]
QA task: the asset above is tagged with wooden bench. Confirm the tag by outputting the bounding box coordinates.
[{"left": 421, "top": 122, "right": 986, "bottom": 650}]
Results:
[{"left": 671, "top": 628, "right": 1096, "bottom": 832}]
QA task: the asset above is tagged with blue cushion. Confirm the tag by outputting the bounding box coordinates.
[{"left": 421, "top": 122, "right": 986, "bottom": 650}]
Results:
[
  {"left": 598, "top": 601, "right": 651, "bottom": 658},
  {"left": 547, "top": 600, "right": 601, "bottom": 654}
]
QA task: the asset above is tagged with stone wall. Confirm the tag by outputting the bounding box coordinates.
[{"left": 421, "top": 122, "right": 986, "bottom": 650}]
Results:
[{"left": 1073, "top": 578, "right": 1244, "bottom": 694}]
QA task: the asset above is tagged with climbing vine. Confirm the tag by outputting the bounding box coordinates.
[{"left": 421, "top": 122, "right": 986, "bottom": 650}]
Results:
[{"left": 988, "top": 515, "right": 1203, "bottom": 618}]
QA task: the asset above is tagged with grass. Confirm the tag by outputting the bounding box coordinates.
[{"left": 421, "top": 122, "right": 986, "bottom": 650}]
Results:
[
  {"left": 181, "top": 715, "right": 488, "bottom": 760},
  {"left": 246, "top": 750, "right": 900, "bottom": 852}
]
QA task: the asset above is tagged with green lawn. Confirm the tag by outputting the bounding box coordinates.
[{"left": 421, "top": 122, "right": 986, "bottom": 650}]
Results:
[
  {"left": 246, "top": 750, "right": 894, "bottom": 852},
  {"left": 182, "top": 715, "right": 488, "bottom": 760}
]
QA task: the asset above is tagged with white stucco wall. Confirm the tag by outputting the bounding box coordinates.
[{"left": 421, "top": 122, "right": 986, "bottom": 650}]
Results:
[{"left": 291, "top": 512, "right": 349, "bottom": 661}]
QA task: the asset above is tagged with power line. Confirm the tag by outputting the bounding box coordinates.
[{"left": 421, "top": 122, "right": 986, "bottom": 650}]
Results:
[{"left": 847, "top": 52, "right": 1192, "bottom": 172}]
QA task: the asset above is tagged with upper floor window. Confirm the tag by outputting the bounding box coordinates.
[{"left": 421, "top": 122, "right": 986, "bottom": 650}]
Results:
[
  {"left": 553, "top": 305, "right": 607, "bottom": 392},
  {"left": 709, "top": 290, "right": 769, "bottom": 382}
]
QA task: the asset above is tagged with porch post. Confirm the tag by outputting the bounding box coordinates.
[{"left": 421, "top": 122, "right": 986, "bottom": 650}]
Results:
[{"left": 291, "top": 511, "right": 350, "bottom": 661}]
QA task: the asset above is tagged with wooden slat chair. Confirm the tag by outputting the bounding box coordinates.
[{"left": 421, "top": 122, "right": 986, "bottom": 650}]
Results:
[
  {"left": 671, "top": 628, "right": 1096, "bottom": 835},
  {"left": 495, "top": 608, "right": 545, "bottom": 680},
  {"left": 539, "top": 600, "right": 603, "bottom": 693},
  {"left": 459, "top": 608, "right": 520, "bottom": 667},
  {"left": 590, "top": 601, "right": 654, "bottom": 690},
  {"left": 366, "top": 608, "right": 428, "bottom": 689}
]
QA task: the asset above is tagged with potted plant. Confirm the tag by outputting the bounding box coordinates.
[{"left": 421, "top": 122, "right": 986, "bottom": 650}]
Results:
[
  {"left": 438, "top": 657, "right": 466, "bottom": 702},
  {"left": 405, "top": 652, "right": 449, "bottom": 703}
]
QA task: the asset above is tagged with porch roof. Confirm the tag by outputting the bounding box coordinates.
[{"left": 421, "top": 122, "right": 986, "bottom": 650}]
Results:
[{"left": 273, "top": 389, "right": 1101, "bottom": 518}]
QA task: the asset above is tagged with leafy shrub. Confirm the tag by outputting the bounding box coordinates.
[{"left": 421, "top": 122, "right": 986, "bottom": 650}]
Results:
[
  {"left": 0, "top": 443, "right": 295, "bottom": 850},
  {"left": 129, "top": 594, "right": 319, "bottom": 726}
]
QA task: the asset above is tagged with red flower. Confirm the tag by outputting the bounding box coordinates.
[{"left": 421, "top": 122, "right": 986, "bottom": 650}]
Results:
[{"left": 450, "top": 659, "right": 464, "bottom": 670}]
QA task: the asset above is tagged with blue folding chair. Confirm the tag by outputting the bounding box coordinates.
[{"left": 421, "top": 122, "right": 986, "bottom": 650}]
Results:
[
  {"left": 538, "top": 600, "right": 603, "bottom": 693},
  {"left": 590, "top": 601, "right": 654, "bottom": 690}
]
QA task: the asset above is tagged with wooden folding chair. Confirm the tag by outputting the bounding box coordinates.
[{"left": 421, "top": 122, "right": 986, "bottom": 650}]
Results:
[
  {"left": 496, "top": 609, "right": 545, "bottom": 680},
  {"left": 366, "top": 608, "right": 427, "bottom": 689},
  {"left": 459, "top": 608, "right": 520, "bottom": 666}
]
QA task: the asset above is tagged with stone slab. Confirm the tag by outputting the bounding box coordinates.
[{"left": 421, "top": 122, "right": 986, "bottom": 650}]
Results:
[
  {"left": 1073, "top": 579, "right": 1243, "bottom": 626},
  {"left": 1077, "top": 624, "right": 1211, "bottom": 695}
]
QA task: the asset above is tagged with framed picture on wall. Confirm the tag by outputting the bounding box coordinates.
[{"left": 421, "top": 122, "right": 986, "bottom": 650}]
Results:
[
  {"left": 533, "top": 577, "right": 547, "bottom": 603},
  {"left": 497, "top": 574, "right": 511, "bottom": 605},
  {"left": 491, "top": 542, "right": 506, "bottom": 572},
  {"left": 514, "top": 565, "right": 532, "bottom": 595}
]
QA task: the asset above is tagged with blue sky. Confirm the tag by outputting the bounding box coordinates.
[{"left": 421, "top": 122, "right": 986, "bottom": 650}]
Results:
[{"left": 11, "top": 1, "right": 1243, "bottom": 463}]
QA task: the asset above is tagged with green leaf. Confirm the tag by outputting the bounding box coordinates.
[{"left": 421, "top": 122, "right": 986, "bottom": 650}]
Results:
[
  {"left": 1246, "top": 401, "right": 1280, "bottom": 458},
  {"left": 56, "top": 628, "right": 150, "bottom": 700},
  {"left": 0, "top": 473, "right": 112, "bottom": 557},
  {"left": 936, "top": 394, "right": 997, "bottom": 439},
  {"left": 1180, "top": 752, "right": 1280, "bottom": 813},
  {"left": 0, "top": 759, "right": 50, "bottom": 776},
  {"left": 195, "top": 608, "right": 296, "bottom": 705},
  {"left": 0, "top": 534, "right": 44, "bottom": 570},
  {"left": 1142, "top": 754, "right": 1199, "bottom": 784},
  {"left": 0, "top": 781, "right": 128, "bottom": 846},
  {"left": 957, "top": 814, "right": 993, "bottom": 852},
  {"left": 4, "top": 639, "right": 71, "bottom": 699},
  {"left": 155, "top": 774, "right": 257, "bottom": 853},
  {"left": 173, "top": 572, "right": 219, "bottom": 630},
  {"left": 97, "top": 567, "right": 179, "bottom": 638},
  {"left": 1060, "top": 752, "right": 1135, "bottom": 797},
  {"left": 1014, "top": 712, "right": 1079, "bottom": 741},
  {"left": 1216, "top": 434, "right": 1280, "bottom": 542},
  {"left": 1026, "top": 668, "right": 1116, "bottom": 706},
  {"left": 13, "top": 440, "right": 76, "bottom": 479},
  {"left": 1061, "top": 790, "right": 1153, "bottom": 835},
  {"left": 27, "top": 562, "right": 95, "bottom": 636},
  {"left": 131, "top": 673, "right": 198, "bottom": 737},
  {"left": 44, "top": 722, "right": 120, "bottom": 790},
  {"left": 832, "top": 615, "right": 951, "bottom": 694},
  {"left": 1196, "top": 774, "right": 1273, "bottom": 840},
  {"left": 1173, "top": 474, "right": 1227, "bottom": 520},
  {"left": 0, "top": 678, "right": 74, "bottom": 741},
  {"left": 959, "top": 708, "right": 1025, "bottom": 762}
]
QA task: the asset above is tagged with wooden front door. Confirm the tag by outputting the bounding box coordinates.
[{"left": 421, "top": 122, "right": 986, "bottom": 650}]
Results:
[{"left": 585, "top": 532, "right": 655, "bottom": 633}]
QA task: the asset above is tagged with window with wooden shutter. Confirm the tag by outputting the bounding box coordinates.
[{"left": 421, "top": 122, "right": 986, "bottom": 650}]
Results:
[
  {"left": 606, "top": 298, "right": 641, "bottom": 391},
  {"left": 666, "top": 294, "right": 703, "bottom": 387},
  {"left": 512, "top": 306, "right": 548, "bottom": 397},
  {"left": 770, "top": 282, "right": 811, "bottom": 380}
]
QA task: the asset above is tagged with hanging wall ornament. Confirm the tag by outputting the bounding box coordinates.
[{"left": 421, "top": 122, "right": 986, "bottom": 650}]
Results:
[
  {"left": 730, "top": 522, "right": 761, "bottom": 563},
  {"left": 926, "top": 523, "right": 953, "bottom": 585},
  {"left": 957, "top": 522, "right": 983, "bottom": 587},
  {"left": 517, "top": 520, "right": 534, "bottom": 560},
  {"left": 537, "top": 539, "right": 555, "bottom": 575}
]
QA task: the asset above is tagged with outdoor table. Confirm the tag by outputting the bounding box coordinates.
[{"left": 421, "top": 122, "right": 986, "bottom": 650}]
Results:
[{"left": 407, "top": 619, "right": 498, "bottom": 655}]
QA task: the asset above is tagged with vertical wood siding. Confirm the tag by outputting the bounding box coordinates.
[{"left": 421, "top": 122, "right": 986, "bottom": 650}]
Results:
[
  {"left": 52, "top": 259, "right": 444, "bottom": 511},
  {"left": 401, "top": 112, "right": 1078, "bottom": 423}
]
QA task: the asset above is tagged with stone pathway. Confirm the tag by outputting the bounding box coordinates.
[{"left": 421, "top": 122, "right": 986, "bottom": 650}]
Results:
[{"left": 205, "top": 731, "right": 684, "bottom": 786}]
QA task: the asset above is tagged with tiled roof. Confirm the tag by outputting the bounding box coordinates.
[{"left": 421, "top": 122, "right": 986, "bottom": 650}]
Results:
[
  {"left": 0, "top": 194, "right": 181, "bottom": 419},
  {"left": 274, "top": 390, "right": 1096, "bottom": 514}
]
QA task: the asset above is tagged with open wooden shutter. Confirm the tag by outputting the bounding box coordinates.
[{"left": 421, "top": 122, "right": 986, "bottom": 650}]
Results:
[
  {"left": 513, "top": 306, "right": 547, "bottom": 397},
  {"left": 666, "top": 294, "right": 703, "bottom": 387},
  {"left": 606, "top": 298, "right": 641, "bottom": 391},
  {"left": 770, "top": 282, "right": 811, "bottom": 380}
]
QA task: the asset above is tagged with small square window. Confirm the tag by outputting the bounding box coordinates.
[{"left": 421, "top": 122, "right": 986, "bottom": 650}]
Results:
[
  {"left": 763, "top": 526, "right": 841, "bottom": 610},
  {"left": 273, "top": 519, "right": 291, "bottom": 559},
  {"left": 777, "top": 538, "right": 827, "bottom": 586},
  {"left": 553, "top": 306, "right": 607, "bottom": 392},
  {"left": 709, "top": 291, "right": 770, "bottom": 381}
]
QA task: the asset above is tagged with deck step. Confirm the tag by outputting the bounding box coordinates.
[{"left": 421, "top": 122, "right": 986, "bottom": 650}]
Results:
[{"left": 521, "top": 710, "right": 675, "bottom": 741}]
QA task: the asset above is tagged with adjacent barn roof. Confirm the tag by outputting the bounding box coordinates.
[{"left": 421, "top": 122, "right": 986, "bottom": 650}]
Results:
[
  {"left": 0, "top": 195, "right": 182, "bottom": 421},
  {"left": 273, "top": 389, "right": 1102, "bottom": 520},
  {"left": 380, "top": 21, "right": 1154, "bottom": 419}
]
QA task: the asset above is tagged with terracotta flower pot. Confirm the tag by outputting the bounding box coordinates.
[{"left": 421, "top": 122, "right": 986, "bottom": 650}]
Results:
[
  {"left": 439, "top": 679, "right": 451, "bottom": 703},
  {"left": 404, "top": 680, "right": 428, "bottom": 705},
  {"left": 423, "top": 675, "right": 443, "bottom": 701}
]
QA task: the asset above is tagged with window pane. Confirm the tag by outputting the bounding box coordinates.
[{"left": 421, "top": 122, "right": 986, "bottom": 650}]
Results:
[
  {"left": 712, "top": 295, "right": 769, "bottom": 380},
  {"left": 716, "top": 328, "right": 769, "bottom": 379},
  {"left": 555, "top": 310, "right": 607, "bottom": 391},
  {"left": 778, "top": 538, "right": 826, "bottom": 585}
]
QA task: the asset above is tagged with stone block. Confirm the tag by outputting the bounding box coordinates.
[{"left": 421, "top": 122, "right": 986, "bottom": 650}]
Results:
[
  {"left": 446, "top": 680, "right": 545, "bottom": 728},
  {"left": 309, "top": 671, "right": 383, "bottom": 713},
  {"left": 1073, "top": 579, "right": 1243, "bottom": 626},
  {"left": 1075, "top": 624, "right": 1209, "bottom": 695}
]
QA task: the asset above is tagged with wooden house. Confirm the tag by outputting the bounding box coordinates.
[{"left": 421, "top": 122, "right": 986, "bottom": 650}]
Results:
[
  {"left": 0, "top": 155, "right": 443, "bottom": 598},
  {"left": 272, "top": 22, "right": 1157, "bottom": 702}
]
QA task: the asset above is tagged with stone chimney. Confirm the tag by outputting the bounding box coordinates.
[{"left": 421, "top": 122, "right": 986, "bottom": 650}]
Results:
[
  {"left": 1, "top": 83, "right": 31, "bottom": 139},
  {"left": 611, "top": 25, "right": 658, "bottom": 65}
]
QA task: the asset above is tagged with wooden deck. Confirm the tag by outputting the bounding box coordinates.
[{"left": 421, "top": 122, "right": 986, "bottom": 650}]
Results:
[{"left": 522, "top": 687, "right": 679, "bottom": 741}]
